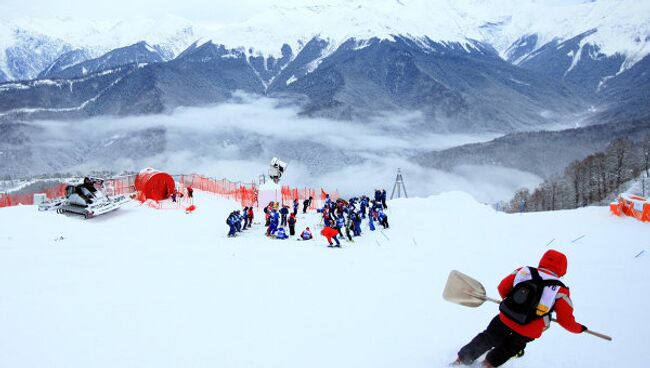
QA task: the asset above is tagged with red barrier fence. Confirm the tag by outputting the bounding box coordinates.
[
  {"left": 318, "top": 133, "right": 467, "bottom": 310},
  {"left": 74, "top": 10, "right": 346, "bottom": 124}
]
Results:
[
  {"left": 1, "top": 173, "right": 338, "bottom": 211},
  {"left": 179, "top": 175, "right": 259, "bottom": 207},
  {"left": 611, "top": 193, "right": 650, "bottom": 222},
  {"left": 0, "top": 184, "right": 67, "bottom": 208},
  {"left": 280, "top": 186, "right": 339, "bottom": 210}
]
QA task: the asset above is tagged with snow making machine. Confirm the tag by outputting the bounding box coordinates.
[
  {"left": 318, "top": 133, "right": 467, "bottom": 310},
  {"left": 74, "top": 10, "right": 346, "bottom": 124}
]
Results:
[
  {"left": 269, "top": 157, "right": 288, "bottom": 184},
  {"left": 54, "top": 177, "right": 129, "bottom": 219}
]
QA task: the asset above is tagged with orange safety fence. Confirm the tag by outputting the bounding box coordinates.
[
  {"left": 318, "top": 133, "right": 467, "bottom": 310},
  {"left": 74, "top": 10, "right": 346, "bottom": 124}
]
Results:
[
  {"left": 611, "top": 194, "right": 650, "bottom": 222},
  {"left": 280, "top": 186, "right": 340, "bottom": 210},
  {"left": 0, "top": 184, "right": 67, "bottom": 208},
  {"left": 179, "top": 174, "right": 259, "bottom": 207},
  {"left": 0, "top": 173, "right": 339, "bottom": 212},
  {"left": 281, "top": 186, "right": 318, "bottom": 209},
  {"left": 104, "top": 175, "right": 137, "bottom": 196}
]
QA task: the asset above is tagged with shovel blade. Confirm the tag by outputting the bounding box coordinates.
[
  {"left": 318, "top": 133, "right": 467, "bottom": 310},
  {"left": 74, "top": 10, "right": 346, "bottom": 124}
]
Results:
[{"left": 443, "top": 270, "right": 488, "bottom": 308}]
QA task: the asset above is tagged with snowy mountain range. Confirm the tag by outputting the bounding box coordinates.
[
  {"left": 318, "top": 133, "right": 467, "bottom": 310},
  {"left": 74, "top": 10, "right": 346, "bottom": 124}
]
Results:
[
  {"left": 2, "top": 0, "right": 649, "bottom": 80},
  {"left": 1, "top": 0, "right": 649, "bottom": 180}
]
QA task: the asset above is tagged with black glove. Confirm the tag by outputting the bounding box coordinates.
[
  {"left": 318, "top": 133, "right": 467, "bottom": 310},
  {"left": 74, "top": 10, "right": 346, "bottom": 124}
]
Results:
[{"left": 580, "top": 324, "right": 588, "bottom": 332}]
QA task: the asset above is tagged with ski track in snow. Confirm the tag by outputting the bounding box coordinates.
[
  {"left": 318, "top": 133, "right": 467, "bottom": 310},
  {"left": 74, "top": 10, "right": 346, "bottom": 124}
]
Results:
[{"left": 0, "top": 190, "right": 648, "bottom": 367}]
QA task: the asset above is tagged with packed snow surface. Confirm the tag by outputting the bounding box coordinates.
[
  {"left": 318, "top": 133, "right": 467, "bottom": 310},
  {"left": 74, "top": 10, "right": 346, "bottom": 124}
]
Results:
[{"left": 0, "top": 190, "right": 648, "bottom": 367}]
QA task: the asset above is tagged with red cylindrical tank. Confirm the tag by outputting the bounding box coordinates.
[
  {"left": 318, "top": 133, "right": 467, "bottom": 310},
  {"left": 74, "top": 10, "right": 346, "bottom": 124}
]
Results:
[{"left": 135, "top": 168, "right": 175, "bottom": 201}]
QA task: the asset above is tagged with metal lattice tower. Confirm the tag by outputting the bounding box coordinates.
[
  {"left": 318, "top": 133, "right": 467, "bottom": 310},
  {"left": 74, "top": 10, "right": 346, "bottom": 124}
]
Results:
[{"left": 390, "top": 168, "right": 408, "bottom": 199}]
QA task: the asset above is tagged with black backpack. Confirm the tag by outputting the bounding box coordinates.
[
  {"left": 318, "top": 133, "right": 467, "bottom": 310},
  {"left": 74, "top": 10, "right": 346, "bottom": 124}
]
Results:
[{"left": 499, "top": 267, "right": 566, "bottom": 325}]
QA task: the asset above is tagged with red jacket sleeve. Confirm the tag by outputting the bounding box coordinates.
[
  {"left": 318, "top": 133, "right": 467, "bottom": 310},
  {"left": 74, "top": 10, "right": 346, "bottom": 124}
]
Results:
[
  {"left": 554, "top": 287, "right": 584, "bottom": 333},
  {"left": 497, "top": 268, "right": 521, "bottom": 299}
]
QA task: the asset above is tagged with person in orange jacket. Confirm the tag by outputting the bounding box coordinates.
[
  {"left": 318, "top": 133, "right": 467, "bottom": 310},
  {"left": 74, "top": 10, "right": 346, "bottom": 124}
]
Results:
[
  {"left": 454, "top": 250, "right": 587, "bottom": 367},
  {"left": 320, "top": 224, "right": 341, "bottom": 247}
]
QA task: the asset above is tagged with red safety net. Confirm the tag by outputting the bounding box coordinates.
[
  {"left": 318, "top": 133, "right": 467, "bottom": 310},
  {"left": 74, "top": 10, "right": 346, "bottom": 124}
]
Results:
[
  {"left": 0, "top": 184, "right": 67, "bottom": 208},
  {"left": 613, "top": 194, "right": 650, "bottom": 222},
  {"left": 104, "top": 175, "right": 137, "bottom": 196},
  {"left": 180, "top": 175, "right": 259, "bottom": 207},
  {"left": 280, "top": 186, "right": 320, "bottom": 209},
  {"left": 1, "top": 173, "right": 339, "bottom": 212}
]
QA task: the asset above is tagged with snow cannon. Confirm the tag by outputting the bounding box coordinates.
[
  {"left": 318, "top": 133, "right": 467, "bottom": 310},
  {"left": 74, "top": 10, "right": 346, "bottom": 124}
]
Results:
[
  {"left": 135, "top": 168, "right": 176, "bottom": 201},
  {"left": 269, "top": 157, "right": 288, "bottom": 184}
]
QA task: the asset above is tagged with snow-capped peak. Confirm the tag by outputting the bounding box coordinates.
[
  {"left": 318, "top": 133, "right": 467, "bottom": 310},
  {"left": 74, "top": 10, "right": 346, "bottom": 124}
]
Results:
[{"left": 1, "top": 0, "right": 649, "bottom": 82}]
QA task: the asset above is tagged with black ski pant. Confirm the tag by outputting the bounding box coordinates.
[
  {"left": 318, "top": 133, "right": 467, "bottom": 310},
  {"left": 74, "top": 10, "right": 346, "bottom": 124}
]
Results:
[
  {"left": 381, "top": 218, "right": 389, "bottom": 228},
  {"left": 345, "top": 227, "right": 353, "bottom": 241},
  {"left": 458, "top": 316, "right": 533, "bottom": 367},
  {"left": 289, "top": 225, "right": 295, "bottom": 236},
  {"left": 303, "top": 204, "right": 308, "bottom": 213},
  {"left": 335, "top": 226, "right": 344, "bottom": 238},
  {"left": 381, "top": 199, "right": 387, "bottom": 209}
]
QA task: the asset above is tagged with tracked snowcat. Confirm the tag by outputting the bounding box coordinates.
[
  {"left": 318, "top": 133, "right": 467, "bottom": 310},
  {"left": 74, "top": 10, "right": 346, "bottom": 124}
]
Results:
[{"left": 53, "top": 177, "right": 129, "bottom": 218}]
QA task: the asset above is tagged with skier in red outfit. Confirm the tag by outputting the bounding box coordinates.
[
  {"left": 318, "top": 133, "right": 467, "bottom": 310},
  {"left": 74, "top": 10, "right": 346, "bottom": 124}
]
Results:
[
  {"left": 320, "top": 225, "right": 341, "bottom": 247},
  {"left": 454, "top": 250, "right": 587, "bottom": 367}
]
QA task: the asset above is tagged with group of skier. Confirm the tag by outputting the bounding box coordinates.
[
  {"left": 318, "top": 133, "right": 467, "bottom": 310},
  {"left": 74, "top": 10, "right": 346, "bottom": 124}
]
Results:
[
  {"left": 225, "top": 206, "right": 254, "bottom": 237},
  {"left": 224, "top": 188, "right": 391, "bottom": 246},
  {"left": 317, "top": 192, "right": 389, "bottom": 247}
]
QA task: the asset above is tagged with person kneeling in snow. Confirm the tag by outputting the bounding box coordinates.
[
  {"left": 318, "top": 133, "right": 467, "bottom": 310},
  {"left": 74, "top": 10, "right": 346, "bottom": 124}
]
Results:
[
  {"left": 300, "top": 227, "right": 313, "bottom": 240},
  {"left": 321, "top": 224, "right": 341, "bottom": 247},
  {"left": 378, "top": 210, "right": 389, "bottom": 229},
  {"left": 452, "top": 250, "right": 587, "bottom": 367},
  {"left": 274, "top": 227, "right": 289, "bottom": 240}
]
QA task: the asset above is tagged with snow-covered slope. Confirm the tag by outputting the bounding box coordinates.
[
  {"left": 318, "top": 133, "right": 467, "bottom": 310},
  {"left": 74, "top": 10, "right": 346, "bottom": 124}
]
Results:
[
  {"left": 1, "top": 0, "right": 648, "bottom": 82},
  {"left": 0, "top": 190, "right": 647, "bottom": 367}
]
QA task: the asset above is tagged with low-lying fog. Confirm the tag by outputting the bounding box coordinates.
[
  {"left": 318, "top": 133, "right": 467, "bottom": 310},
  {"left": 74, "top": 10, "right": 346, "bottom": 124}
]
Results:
[{"left": 9, "top": 94, "right": 542, "bottom": 202}]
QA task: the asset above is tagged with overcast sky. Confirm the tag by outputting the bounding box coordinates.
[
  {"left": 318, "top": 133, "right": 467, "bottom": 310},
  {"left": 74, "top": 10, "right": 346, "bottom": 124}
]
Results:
[
  {"left": 1, "top": 0, "right": 592, "bottom": 22},
  {"left": 1, "top": 0, "right": 299, "bottom": 22}
]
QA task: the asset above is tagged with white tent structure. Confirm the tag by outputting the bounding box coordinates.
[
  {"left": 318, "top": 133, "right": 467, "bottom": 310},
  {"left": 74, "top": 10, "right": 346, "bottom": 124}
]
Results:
[{"left": 258, "top": 181, "right": 282, "bottom": 207}]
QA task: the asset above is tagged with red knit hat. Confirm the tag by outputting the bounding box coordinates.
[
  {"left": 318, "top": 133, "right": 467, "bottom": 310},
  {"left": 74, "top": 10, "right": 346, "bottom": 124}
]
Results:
[{"left": 538, "top": 249, "right": 568, "bottom": 276}]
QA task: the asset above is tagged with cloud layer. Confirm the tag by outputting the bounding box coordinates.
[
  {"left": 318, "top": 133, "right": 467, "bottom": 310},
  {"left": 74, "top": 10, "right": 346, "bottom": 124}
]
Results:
[{"left": 24, "top": 94, "right": 540, "bottom": 202}]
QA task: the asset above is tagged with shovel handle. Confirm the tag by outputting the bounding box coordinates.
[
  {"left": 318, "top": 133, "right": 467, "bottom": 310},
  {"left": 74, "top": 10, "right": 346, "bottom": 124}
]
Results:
[
  {"left": 582, "top": 329, "right": 612, "bottom": 341},
  {"left": 466, "top": 291, "right": 612, "bottom": 341}
]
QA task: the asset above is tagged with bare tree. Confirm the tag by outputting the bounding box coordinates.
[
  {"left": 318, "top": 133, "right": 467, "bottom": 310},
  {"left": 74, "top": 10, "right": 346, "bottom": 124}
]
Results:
[
  {"left": 641, "top": 134, "right": 650, "bottom": 178},
  {"left": 606, "top": 138, "right": 634, "bottom": 191},
  {"left": 507, "top": 188, "right": 530, "bottom": 213}
]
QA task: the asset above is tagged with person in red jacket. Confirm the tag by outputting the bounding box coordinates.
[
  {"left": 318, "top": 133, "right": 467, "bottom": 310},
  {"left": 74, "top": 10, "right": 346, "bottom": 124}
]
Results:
[
  {"left": 247, "top": 207, "right": 254, "bottom": 229},
  {"left": 321, "top": 225, "right": 341, "bottom": 247},
  {"left": 453, "top": 250, "right": 587, "bottom": 367}
]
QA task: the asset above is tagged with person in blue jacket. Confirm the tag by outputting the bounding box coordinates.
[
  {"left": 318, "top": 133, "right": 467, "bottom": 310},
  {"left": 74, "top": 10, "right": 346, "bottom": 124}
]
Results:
[
  {"left": 267, "top": 209, "right": 279, "bottom": 236},
  {"left": 335, "top": 216, "right": 346, "bottom": 238},
  {"left": 234, "top": 210, "right": 243, "bottom": 233},
  {"left": 378, "top": 210, "right": 389, "bottom": 229},
  {"left": 280, "top": 205, "right": 289, "bottom": 226},
  {"left": 226, "top": 212, "right": 237, "bottom": 237},
  {"left": 242, "top": 207, "right": 249, "bottom": 229},
  {"left": 324, "top": 215, "right": 332, "bottom": 228},
  {"left": 353, "top": 211, "right": 362, "bottom": 236},
  {"left": 300, "top": 227, "right": 313, "bottom": 240},
  {"left": 292, "top": 199, "right": 299, "bottom": 216},
  {"left": 368, "top": 214, "right": 376, "bottom": 231},
  {"left": 360, "top": 196, "right": 369, "bottom": 219},
  {"left": 275, "top": 227, "right": 289, "bottom": 239}
]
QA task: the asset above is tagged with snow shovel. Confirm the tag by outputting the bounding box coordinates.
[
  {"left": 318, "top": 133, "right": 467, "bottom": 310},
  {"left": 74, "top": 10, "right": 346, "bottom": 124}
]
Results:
[{"left": 443, "top": 270, "right": 612, "bottom": 341}]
